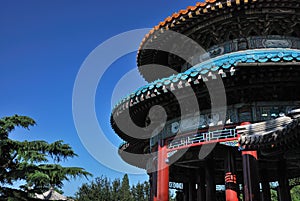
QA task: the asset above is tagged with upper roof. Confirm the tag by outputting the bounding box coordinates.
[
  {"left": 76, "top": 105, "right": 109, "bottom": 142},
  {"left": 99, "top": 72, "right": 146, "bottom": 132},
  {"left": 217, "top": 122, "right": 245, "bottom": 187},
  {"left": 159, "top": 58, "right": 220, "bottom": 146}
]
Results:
[
  {"left": 138, "top": 0, "right": 240, "bottom": 52},
  {"left": 137, "top": 0, "right": 300, "bottom": 81}
]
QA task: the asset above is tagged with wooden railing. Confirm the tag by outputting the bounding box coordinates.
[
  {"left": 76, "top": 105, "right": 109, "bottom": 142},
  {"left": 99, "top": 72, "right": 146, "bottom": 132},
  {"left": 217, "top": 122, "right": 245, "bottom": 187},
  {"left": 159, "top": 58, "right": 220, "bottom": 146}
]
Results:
[{"left": 167, "top": 128, "right": 237, "bottom": 151}]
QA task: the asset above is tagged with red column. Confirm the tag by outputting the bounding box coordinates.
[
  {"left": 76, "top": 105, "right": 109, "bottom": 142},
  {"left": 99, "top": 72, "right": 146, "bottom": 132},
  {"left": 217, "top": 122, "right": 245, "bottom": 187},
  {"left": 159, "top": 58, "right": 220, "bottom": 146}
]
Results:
[
  {"left": 225, "top": 149, "right": 239, "bottom": 201},
  {"left": 157, "top": 139, "right": 169, "bottom": 201},
  {"left": 240, "top": 122, "right": 260, "bottom": 201},
  {"left": 242, "top": 150, "right": 260, "bottom": 201}
]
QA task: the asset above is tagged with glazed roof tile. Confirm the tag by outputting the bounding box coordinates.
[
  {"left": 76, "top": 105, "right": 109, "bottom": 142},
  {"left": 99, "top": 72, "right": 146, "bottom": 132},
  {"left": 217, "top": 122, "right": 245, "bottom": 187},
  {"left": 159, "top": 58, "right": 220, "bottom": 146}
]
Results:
[{"left": 113, "top": 48, "right": 300, "bottom": 113}]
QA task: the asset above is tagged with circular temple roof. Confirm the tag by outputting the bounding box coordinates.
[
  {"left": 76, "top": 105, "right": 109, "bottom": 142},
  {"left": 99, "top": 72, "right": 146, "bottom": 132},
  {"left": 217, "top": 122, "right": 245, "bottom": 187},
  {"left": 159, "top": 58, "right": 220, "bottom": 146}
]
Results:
[{"left": 137, "top": 0, "right": 300, "bottom": 81}]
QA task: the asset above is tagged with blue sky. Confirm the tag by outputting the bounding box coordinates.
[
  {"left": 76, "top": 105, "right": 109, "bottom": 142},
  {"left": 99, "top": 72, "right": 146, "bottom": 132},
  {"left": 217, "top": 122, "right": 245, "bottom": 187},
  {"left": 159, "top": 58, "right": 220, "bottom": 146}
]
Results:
[{"left": 0, "top": 0, "right": 198, "bottom": 196}]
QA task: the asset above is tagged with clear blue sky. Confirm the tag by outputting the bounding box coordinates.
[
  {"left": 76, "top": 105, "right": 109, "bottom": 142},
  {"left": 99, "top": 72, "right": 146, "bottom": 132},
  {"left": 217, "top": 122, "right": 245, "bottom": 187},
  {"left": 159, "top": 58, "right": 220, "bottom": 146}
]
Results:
[{"left": 0, "top": 0, "right": 199, "bottom": 196}]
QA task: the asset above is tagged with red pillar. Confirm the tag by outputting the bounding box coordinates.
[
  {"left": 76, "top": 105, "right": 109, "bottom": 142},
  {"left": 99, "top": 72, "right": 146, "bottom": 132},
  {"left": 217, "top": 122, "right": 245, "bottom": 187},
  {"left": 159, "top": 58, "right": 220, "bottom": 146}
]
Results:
[
  {"left": 225, "top": 149, "right": 239, "bottom": 201},
  {"left": 242, "top": 150, "right": 260, "bottom": 201},
  {"left": 157, "top": 139, "right": 169, "bottom": 201},
  {"left": 240, "top": 122, "right": 260, "bottom": 201}
]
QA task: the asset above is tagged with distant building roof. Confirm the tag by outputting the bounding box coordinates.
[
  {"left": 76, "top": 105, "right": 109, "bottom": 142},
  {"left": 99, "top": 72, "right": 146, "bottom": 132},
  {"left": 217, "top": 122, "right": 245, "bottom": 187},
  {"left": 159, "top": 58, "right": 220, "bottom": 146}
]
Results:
[{"left": 34, "top": 188, "right": 73, "bottom": 201}]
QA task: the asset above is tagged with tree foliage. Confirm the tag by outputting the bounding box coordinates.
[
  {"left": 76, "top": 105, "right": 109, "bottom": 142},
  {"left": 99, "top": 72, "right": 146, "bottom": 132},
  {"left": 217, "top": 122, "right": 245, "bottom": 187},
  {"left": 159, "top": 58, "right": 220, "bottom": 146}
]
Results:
[
  {"left": 75, "top": 174, "right": 153, "bottom": 201},
  {"left": 76, "top": 176, "right": 300, "bottom": 201},
  {"left": 120, "top": 174, "right": 131, "bottom": 201},
  {"left": 75, "top": 174, "right": 177, "bottom": 201},
  {"left": 0, "top": 115, "right": 91, "bottom": 200},
  {"left": 269, "top": 183, "right": 300, "bottom": 201},
  {"left": 291, "top": 185, "right": 300, "bottom": 201}
]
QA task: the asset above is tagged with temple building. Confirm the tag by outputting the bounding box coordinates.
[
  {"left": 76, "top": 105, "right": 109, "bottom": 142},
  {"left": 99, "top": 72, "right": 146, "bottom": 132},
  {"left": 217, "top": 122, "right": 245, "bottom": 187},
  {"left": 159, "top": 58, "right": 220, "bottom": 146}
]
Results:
[{"left": 111, "top": 0, "right": 300, "bottom": 200}]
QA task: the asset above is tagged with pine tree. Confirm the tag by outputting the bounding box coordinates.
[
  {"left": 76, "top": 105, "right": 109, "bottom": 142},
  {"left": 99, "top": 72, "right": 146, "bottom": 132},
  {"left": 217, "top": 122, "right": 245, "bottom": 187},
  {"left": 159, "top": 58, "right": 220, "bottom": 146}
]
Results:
[
  {"left": 121, "top": 174, "right": 132, "bottom": 201},
  {"left": 0, "top": 115, "right": 91, "bottom": 200},
  {"left": 131, "top": 184, "right": 137, "bottom": 200},
  {"left": 111, "top": 178, "right": 121, "bottom": 201},
  {"left": 135, "top": 182, "right": 144, "bottom": 201},
  {"left": 76, "top": 174, "right": 156, "bottom": 201},
  {"left": 143, "top": 181, "right": 150, "bottom": 201}
]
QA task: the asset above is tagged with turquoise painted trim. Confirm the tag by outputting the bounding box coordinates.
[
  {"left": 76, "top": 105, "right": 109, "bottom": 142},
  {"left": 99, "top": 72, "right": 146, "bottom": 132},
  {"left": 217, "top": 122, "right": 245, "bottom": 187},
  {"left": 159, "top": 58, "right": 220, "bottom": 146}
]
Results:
[{"left": 113, "top": 48, "right": 300, "bottom": 110}]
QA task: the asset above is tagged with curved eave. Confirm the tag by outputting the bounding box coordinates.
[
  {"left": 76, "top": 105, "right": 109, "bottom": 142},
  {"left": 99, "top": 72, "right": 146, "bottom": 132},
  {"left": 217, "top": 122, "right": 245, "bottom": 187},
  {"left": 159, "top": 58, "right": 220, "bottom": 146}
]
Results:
[
  {"left": 114, "top": 48, "right": 300, "bottom": 114},
  {"left": 111, "top": 48, "right": 300, "bottom": 141},
  {"left": 137, "top": 0, "right": 249, "bottom": 54},
  {"left": 111, "top": 48, "right": 300, "bottom": 142},
  {"left": 137, "top": 0, "right": 252, "bottom": 80},
  {"left": 137, "top": 0, "right": 300, "bottom": 81},
  {"left": 118, "top": 141, "right": 150, "bottom": 169},
  {"left": 238, "top": 112, "right": 300, "bottom": 150}
]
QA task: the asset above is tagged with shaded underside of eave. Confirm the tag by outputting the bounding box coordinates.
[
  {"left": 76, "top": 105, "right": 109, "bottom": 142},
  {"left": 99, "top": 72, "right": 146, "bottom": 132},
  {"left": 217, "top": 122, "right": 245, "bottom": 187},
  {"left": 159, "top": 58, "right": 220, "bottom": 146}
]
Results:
[
  {"left": 168, "top": 144, "right": 300, "bottom": 184},
  {"left": 118, "top": 140, "right": 150, "bottom": 169},
  {"left": 118, "top": 130, "right": 300, "bottom": 173},
  {"left": 111, "top": 66, "right": 300, "bottom": 143},
  {"left": 111, "top": 49, "right": 300, "bottom": 140}
]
